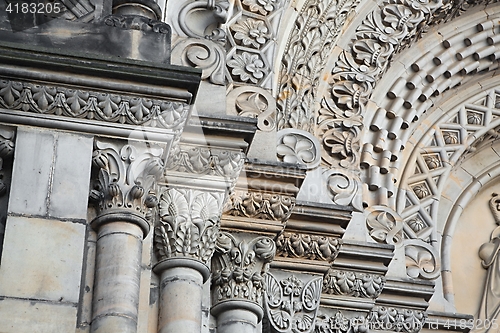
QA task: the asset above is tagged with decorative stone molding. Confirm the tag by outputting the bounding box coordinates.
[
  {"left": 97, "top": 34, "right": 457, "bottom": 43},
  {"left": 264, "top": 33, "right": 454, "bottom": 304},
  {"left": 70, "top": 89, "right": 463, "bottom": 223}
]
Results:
[
  {"left": 178, "top": 0, "right": 229, "bottom": 42},
  {"left": 103, "top": 14, "right": 171, "bottom": 34},
  {"left": 153, "top": 188, "right": 225, "bottom": 264},
  {"left": 264, "top": 274, "right": 323, "bottom": 333},
  {"left": 0, "top": 128, "right": 15, "bottom": 197},
  {"left": 276, "top": 233, "right": 342, "bottom": 262},
  {"left": 211, "top": 232, "right": 276, "bottom": 304},
  {"left": 89, "top": 139, "right": 164, "bottom": 232},
  {"left": 165, "top": 144, "right": 245, "bottom": 179},
  {"left": 226, "top": 191, "right": 295, "bottom": 221},
  {"left": 366, "top": 206, "right": 403, "bottom": 245},
  {"left": 277, "top": 0, "right": 361, "bottom": 133},
  {"left": 171, "top": 38, "right": 226, "bottom": 86},
  {"left": 327, "top": 170, "right": 363, "bottom": 210},
  {"left": 227, "top": 86, "right": 276, "bottom": 131},
  {"left": 277, "top": 129, "right": 321, "bottom": 169},
  {"left": 404, "top": 239, "right": 440, "bottom": 280},
  {"left": 0, "top": 79, "right": 190, "bottom": 131},
  {"left": 315, "top": 311, "right": 367, "bottom": 333},
  {"left": 322, "top": 269, "right": 385, "bottom": 299}
]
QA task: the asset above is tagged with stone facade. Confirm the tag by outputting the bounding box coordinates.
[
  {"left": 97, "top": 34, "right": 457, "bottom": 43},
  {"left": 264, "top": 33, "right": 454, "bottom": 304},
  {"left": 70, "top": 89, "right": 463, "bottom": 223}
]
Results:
[{"left": 1, "top": 0, "right": 500, "bottom": 332}]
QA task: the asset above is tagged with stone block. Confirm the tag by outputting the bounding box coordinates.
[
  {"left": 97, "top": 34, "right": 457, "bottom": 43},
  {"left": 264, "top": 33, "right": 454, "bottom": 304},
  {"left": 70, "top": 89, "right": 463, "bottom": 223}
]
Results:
[
  {"left": 49, "top": 133, "right": 93, "bottom": 220},
  {"left": 0, "top": 216, "right": 86, "bottom": 303},
  {"left": 0, "top": 297, "right": 78, "bottom": 333},
  {"left": 9, "top": 128, "right": 55, "bottom": 216}
]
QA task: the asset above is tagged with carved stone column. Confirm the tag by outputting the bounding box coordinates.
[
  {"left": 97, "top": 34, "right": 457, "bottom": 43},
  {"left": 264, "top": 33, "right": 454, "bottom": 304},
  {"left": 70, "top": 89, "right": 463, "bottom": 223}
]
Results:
[
  {"left": 211, "top": 232, "right": 276, "bottom": 333},
  {"left": 89, "top": 139, "right": 164, "bottom": 333}
]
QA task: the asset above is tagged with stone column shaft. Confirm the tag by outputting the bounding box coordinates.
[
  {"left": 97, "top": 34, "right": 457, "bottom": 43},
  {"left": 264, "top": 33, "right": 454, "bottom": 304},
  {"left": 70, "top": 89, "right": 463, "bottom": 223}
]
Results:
[
  {"left": 92, "top": 222, "right": 143, "bottom": 333},
  {"left": 213, "top": 304, "right": 260, "bottom": 333}
]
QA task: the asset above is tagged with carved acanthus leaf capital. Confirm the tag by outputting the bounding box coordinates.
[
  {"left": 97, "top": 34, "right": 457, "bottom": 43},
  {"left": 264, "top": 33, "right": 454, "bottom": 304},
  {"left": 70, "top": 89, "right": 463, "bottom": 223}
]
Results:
[
  {"left": 90, "top": 140, "right": 164, "bottom": 218},
  {"left": 211, "top": 232, "right": 276, "bottom": 304},
  {"left": 153, "top": 188, "right": 225, "bottom": 264}
]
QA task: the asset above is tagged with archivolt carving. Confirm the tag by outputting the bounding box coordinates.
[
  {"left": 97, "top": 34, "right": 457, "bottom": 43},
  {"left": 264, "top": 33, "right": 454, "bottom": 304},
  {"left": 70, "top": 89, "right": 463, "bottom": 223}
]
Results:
[
  {"left": 154, "top": 188, "right": 224, "bottom": 264},
  {"left": 366, "top": 206, "right": 403, "bottom": 245},
  {"left": 322, "top": 269, "right": 385, "bottom": 298},
  {"left": 212, "top": 232, "right": 276, "bottom": 303},
  {"left": 276, "top": 233, "right": 342, "bottom": 262},
  {"left": 264, "top": 274, "right": 323, "bottom": 333},
  {"left": 277, "top": 129, "right": 321, "bottom": 168},
  {"left": 0, "top": 80, "right": 190, "bottom": 130},
  {"left": 227, "top": 86, "right": 276, "bottom": 131},
  {"left": 404, "top": 239, "right": 440, "bottom": 280},
  {"left": 171, "top": 38, "right": 226, "bottom": 85}
]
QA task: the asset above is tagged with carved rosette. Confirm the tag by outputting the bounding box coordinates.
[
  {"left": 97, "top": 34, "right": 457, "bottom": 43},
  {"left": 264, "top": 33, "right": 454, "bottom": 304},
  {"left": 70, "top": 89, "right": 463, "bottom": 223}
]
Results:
[
  {"left": 276, "top": 233, "right": 342, "bottom": 262},
  {"left": 211, "top": 232, "right": 276, "bottom": 304},
  {"left": 89, "top": 140, "right": 164, "bottom": 225},
  {"left": 322, "top": 269, "right": 385, "bottom": 299},
  {"left": 226, "top": 191, "right": 295, "bottom": 221},
  {"left": 264, "top": 274, "right": 323, "bottom": 333},
  {"left": 153, "top": 188, "right": 224, "bottom": 265},
  {"left": 366, "top": 206, "right": 403, "bottom": 245}
]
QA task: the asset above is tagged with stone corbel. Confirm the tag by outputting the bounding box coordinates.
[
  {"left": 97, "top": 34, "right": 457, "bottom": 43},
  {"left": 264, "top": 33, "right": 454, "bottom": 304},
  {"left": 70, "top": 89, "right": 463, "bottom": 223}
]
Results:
[{"left": 211, "top": 232, "right": 276, "bottom": 333}]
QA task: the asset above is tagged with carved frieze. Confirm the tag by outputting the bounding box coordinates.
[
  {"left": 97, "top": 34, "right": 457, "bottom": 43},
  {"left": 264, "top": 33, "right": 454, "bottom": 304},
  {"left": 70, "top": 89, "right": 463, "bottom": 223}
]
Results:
[
  {"left": 165, "top": 144, "right": 245, "bottom": 179},
  {"left": 211, "top": 232, "right": 276, "bottom": 303},
  {"left": 264, "top": 274, "right": 323, "bottom": 333},
  {"left": 276, "top": 233, "right": 342, "bottom": 262},
  {"left": 0, "top": 80, "right": 190, "bottom": 131},
  {"left": 89, "top": 140, "right": 164, "bottom": 217},
  {"left": 226, "top": 191, "right": 295, "bottom": 221},
  {"left": 277, "top": 129, "right": 321, "bottom": 169},
  {"left": 153, "top": 188, "right": 225, "bottom": 264},
  {"left": 322, "top": 269, "right": 385, "bottom": 299}
]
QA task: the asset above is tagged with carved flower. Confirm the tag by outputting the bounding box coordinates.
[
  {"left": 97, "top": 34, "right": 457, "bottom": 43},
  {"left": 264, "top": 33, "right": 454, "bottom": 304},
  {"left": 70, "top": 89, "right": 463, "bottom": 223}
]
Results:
[
  {"left": 227, "top": 52, "right": 267, "bottom": 84},
  {"left": 423, "top": 155, "right": 440, "bottom": 169},
  {"left": 467, "top": 112, "right": 482, "bottom": 125},
  {"left": 281, "top": 276, "right": 303, "bottom": 296},
  {"left": 407, "top": 216, "right": 425, "bottom": 232},
  {"left": 277, "top": 134, "right": 316, "bottom": 164},
  {"left": 412, "top": 184, "right": 429, "bottom": 199},
  {"left": 232, "top": 18, "right": 271, "bottom": 49},
  {"left": 242, "top": 0, "right": 279, "bottom": 15},
  {"left": 353, "top": 39, "right": 393, "bottom": 68},
  {"left": 382, "top": 4, "right": 424, "bottom": 31},
  {"left": 442, "top": 131, "right": 459, "bottom": 144}
]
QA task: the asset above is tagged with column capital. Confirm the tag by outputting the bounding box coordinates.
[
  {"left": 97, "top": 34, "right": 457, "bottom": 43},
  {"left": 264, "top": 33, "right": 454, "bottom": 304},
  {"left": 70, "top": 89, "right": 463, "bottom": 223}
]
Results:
[
  {"left": 89, "top": 139, "right": 164, "bottom": 237},
  {"left": 211, "top": 232, "right": 276, "bottom": 310}
]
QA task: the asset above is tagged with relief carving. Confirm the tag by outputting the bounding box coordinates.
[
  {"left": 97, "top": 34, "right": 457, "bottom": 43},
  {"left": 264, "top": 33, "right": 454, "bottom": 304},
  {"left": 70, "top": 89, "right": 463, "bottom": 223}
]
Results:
[
  {"left": 366, "top": 206, "right": 403, "bottom": 245},
  {"left": 227, "top": 86, "right": 276, "bottom": 131},
  {"left": 0, "top": 80, "right": 190, "bottom": 130},
  {"left": 322, "top": 269, "right": 385, "bottom": 299},
  {"left": 178, "top": 0, "right": 229, "bottom": 42},
  {"left": 276, "top": 233, "right": 342, "bottom": 262},
  {"left": 89, "top": 140, "right": 164, "bottom": 217},
  {"left": 277, "top": 129, "right": 321, "bottom": 169},
  {"left": 404, "top": 239, "right": 440, "bottom": 280},
  {"left": 226, "top": 191, "right": 295, "bottom": 221},
  {"left": 153, "top": 188, "right": 224, "bottom": 264},
  {"left": 264, "top": 274, "right": 323, "bottom": 333},
  {"left": 211, "top": 232, "right": 276, "bottom": 303}
]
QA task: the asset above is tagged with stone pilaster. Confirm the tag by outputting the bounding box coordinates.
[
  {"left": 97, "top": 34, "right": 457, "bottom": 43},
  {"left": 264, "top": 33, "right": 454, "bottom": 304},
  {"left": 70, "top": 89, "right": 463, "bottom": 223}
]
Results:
[
  {"left": 211, "top": 232, "right": 276, "bottom": 333},
  {"left": 89, "top": 139, "right": 164, "bottom": 333}
]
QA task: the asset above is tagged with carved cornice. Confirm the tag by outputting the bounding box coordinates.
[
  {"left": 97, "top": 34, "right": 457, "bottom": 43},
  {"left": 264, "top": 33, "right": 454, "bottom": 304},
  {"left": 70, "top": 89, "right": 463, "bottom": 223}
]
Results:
[
  {"left": 153, "top": 188, "right": 225, "bottom": 265},
  {"left": 276, "top": 233, "right": 342, "bottom": 262},
  {"left": 264, "top": 274, "right": 323, "bottom": 333},
  {"left": 0, "top": 79, "right": 190, "bottom": 132},
  {"left": 89, "top": 140, "right": 164, "bottom": 234},
  {"left": 322, "top": 269, "right": 385, "bottom": 299},
  {"left": 211, "top": 232, "right": 276, "bottom": 304}
]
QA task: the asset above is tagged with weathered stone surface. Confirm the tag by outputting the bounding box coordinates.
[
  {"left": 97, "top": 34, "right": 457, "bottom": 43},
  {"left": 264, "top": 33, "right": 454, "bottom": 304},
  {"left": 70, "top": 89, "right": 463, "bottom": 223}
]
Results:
[{"left": 0, "top": 216, "right": 86, "bottom": 302}]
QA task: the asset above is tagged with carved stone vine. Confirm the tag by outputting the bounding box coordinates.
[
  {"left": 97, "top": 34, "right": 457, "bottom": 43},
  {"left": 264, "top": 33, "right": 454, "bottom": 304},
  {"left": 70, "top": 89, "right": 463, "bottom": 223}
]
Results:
[
  {"left": 276, "top": 233, "right": 341, "bottom": 262},
  {"left": 211, "top": 232, "right": 276, "bottom": 304},
  {"left": 322, "top": 269, "right": 385, "bottom": 299},
  {"left": 165, "top": 144, "right": 245, "bottom": 179},
  {"left": 264, "top": 274, "right": 323, "bottom": 333},
  {"left": 89, "top": 140, "right": 164, "bottom": 218},
  {"left": 0, "top": 80, "right": 190, "bottom": 131},
  {"left": 226, "top": 191, "right": 296, "bottom": 221},
  {"left": 366, "top": 206, "right": 403, "bottom": 245},
  {"left": 153, "top": 188, "right": 224, "bottom": 264}
]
